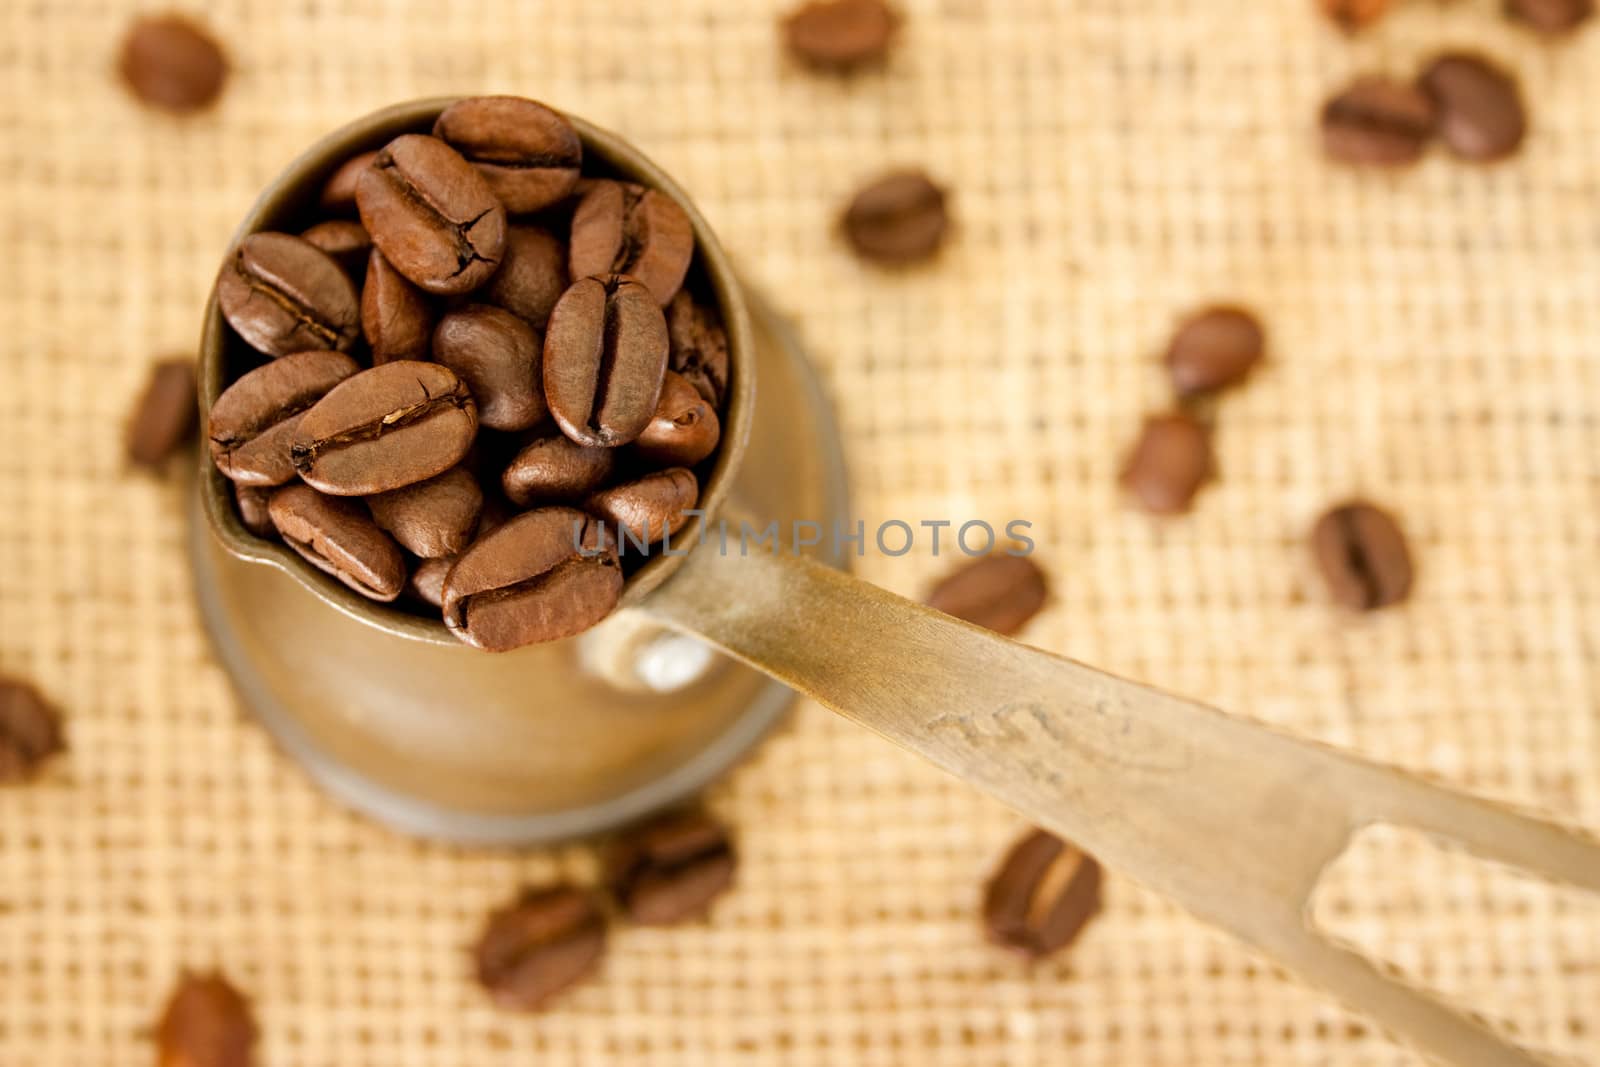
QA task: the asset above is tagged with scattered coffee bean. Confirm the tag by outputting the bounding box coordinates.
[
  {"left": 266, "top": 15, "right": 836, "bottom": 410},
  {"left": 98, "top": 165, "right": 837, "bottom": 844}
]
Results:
[
  {"left": 924, "top": 555, "right": 1048, "bottom": 637},
  {"left": 366, "top": 466, "right": 483, "bottom": 559},
  {"left": 360, "top": 249, "right": 436, "bottom": 364},
  {"left": 544, "top": 275, "right": 669, "bottom": 447},
  {"left": 406, "top": 555, "right": 454, "bottom": 608},
  {"left": 442, "top": 508, "right": 623, "bottom": 651},
  {"left": 298, "top": 220, "right": 371, "bottom": 280},
  {"left": 318, "top": 150, "right": 379, "bottom": 215},
  {"left": 292, "top": 361, "right": 477, "bottom": 496},
  {"left": 666, "top": 290, "right": 730, "bottom": 406},
  {"left": 634, "top": 371, "right": 721, "bottom": 468},
  {"left": 1507, "top": 0, "right": 1593, "bottom": 31},
  {"left": 356, "top": 134, "right": 507, "bottom": 294},
  {"left": 501, "top": 435, "right": 616, "bottom": 507},
  {"left": 585, "top": 468, "right": 699, "bottom": 546},
  {"left": 569, "top": 181, "right": 694, "bottom": 306},
  {"left": 983, "top": 828, "right": 1103, "bottom": 959},
  {"left": 268, "top": 484, "right": 406, "bottom": 601},
  {"left": 1311, "top": 500, "right": 1414, "bottom": 610},
  {"left": 1321, "top": 77, "right": 1437, "bottom": 167},
  {"left": 154, "top": 971, "right": 256, "bottom": 1067},
  {"left": 1419, "top": 53, "right": 1527, "bottom": 163},
  {"left": 474, "top": 885, "right": 607, "bottom": 1012},
  {"left": 482, "top": 225, "right": 568, "bottom": 328},
  {"left": 209, "top": 350, "right": 359, "bottom": 486},
  {"left": 216, "top": 232, "right": 361, "bottom": 358},
  {"left": 433, "top": 96, "right": 582, "bottom": 214},
  {"left": 1166, "top": 306, "right": 1266, "bottom": 395},
  {"left": 433, "top": 304, "right": 546, "bottom": 431},
  {"left": 783, "top": 0, "right": 898, "bottom": 69},
  {"left": 843, "top": 170, "right": 948, "bottom": 265},
  {"left": 0, "top": 678, "right": 65, "bottom": 785},
  {"left": 233, "top": 484, "right": 276, "bottom": 538},
  {"left": 1121, "top": 413, "right": 1212, "bottom": 515},
  {"left": 605, "top": 810, "right": 736, "bottom": 925},
  {"left": 118, "top": 14, "right": 228, "bottom": 113},
  {"left": 1318, "top": 0, "right": 1390, "bottom": 30},
  {"left": 127, "top": 359, "right": 198, "bottom": 468}
]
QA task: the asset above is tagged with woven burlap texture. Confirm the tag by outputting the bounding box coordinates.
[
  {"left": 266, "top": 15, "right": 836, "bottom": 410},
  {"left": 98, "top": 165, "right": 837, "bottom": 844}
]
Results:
[{"left": 2, "top": 0, "right": 1598, "bottom": 1064}]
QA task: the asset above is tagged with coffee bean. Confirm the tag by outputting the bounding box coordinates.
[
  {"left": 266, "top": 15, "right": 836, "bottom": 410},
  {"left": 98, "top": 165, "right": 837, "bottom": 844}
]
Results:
[
  {"left": 544, "top": 276, "right": 669, "bottom": 447},
  {"left": 356, "top": 134, "right": 507, "bottom": 295},
  {"left": 442, "top": 508, "right": 623, "bottom": 650},
  {"left": 118, "top": 15, "right": 228, "bottom": 113},
  {"left": 665, "top": 290, "right": 730, "bottom": 406},
  {"left": 501, "top": 435, "right": 616, "bottom": 507},
  {"left": 482, "top": 225, "right": 567, "bottom": 328},
  {"left": 433, "top": 305, "right": 546, "bottom": 432},
  {"left": 406, "top": 555, "right": 454, "bottom": 608},
  {"left": 924, "top": 555, "right": 1048, "bottom": 637},
  {"left": 1311, "top": 500, "right": 1414, "bottom": 610},
  {"left": 268, "top": 485, "right": 406, "bottom": 602},
  {"left": 233, "top": 484, "right": 276, "bottom": 538},
  {"left": 585, "top": 468, "right": 699, "bottom": 546},
  {"left": 1507, "top": 0, "right": 1593, "bottom": 31},
  {"left": 1120, "top": 413, "right": 1212, "bottom": 515},
  {"left": 1166, "top": 306, "right": 1266, "bottom": 395},
  {"left": 292, "top": 361, "right": 477, "bottom": 496},
  {"left": 127, "top": 359, "right": 198, "bottom": 468},
  {"left": 299, "top": 220, "right": 372, "bottom": 281},
  {"left": 634, "top": 371, "right": 721, "bottom": 468},
  {"left": 474, "top": 886, "right": 607, "bottom": 1012},
  {"left": 569, "top": 182, "right": 694, "bottom": 306},
  {"left": 783, "top": 0, "right": 898, "bottom": 69},
  {"left": 433, "top": 96, "right": 582, "bottom": 214},
  {"left": 1318, "top": 0, "right": 1390, "bottom": 30},
  {"left": 0, "top": 678, "right": 65, "bottom": 785},
  {"left": 318, "top": 150, "right": 379, "bottom": 215},
  {"left": 604, "top": 810, "right": 736, "bottom": 925},
  {"left": 366, "top": 466, "right": 483, "bottom": 559},
  {"left": 216, "top": 232, "right": 361, "bottom": 357},
  {"left": 1419, "top": 54, "right": 1527, "bottom": 163},
  {"left": 358, "top": 249, "right": 435, "bottom": 364},
  {"left": 983, "top": 829, "right": 1103, "bottom": 959},
  {"left": 209, "top": 350, "right": 359, "bottom": 486},
  {"left": 155, "top": 973, "right": 255, "bottom": 1067},
  {"left": 1321, "top": 77, "right": 1437, "bottom": 167},
  {"left": 843, "top": 170, "right": 948, "bottom": 265}
]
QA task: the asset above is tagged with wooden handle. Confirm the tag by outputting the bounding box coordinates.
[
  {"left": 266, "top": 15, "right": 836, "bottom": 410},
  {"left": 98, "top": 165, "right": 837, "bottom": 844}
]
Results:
[{"left": 644, "top": 543, "right": 1600, "bottom": 1067}]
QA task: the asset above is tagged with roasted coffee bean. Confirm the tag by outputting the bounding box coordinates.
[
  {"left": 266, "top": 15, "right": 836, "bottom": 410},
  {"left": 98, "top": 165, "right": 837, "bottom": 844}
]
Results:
[
  {"left": 474, "top": 886, "right": 607, "bottom": 1012},
  {"left": 318, "top": 150, "right": 379, "bottom": 215},
  {"left": 155, "top": 972, "right": 256, "bottom": 1067},
  {"left": 1321, "top": 77, "right": 1437, "bottom": 167},
  {"left": 843, "top": 170, "right": 948, "bottom": 265},
  {"left": 585, "top": 468, "right": 699, "bottom": 546},
  {"left": 634, "top": 371, "right": 721, "bottom": 468},
  {"left": 0, "top": 678, "right": 65, "bottom": 785},
  {"left": 299, "top": 219, "right": 371, "bottom": 279},
  {"left": 924, "top": 555, "right": 1048, "bottom": 637},
  {"left": 406, "top": 555, "right": 454, "bottom": 608},
  {"left": 292, "top": 361, "right": 477, "bottom": 496},
  {"left": 209, "top": 350, "right": 359, "bottom": 486},
  {"left": 1318, "top": 0, "right": 1390, "bottom": 30},
  {"left": 605, "top": 810, "right": 736, "bottom": 925},
  {"left": 665, "top": 290, "right": 730, "bottom": 406},
  {"left": 1311, "top": 500, "right": 1414, "bottom": 610},
  {"left": 356, "top": 134, "right": 507, "bottom": 295},
  {"left": 118, "top": 14, "right": 228, "bottom": 113},
  {"left": 1507, "top": 0, "right": 1593, "bottom": 31},
  {"left": 433, "top": 96, "right": 582, "bottom": 214},
  {"left": 1419, "top": 54, "right": 1527, "bottom": 163},
  {"left": 433, "top": 305, "right": 546, "bottom": 431},
  {"left": 361, "top": 249, "right": 436, "bottom": 364},
  {"left": 501, "top": 435, "right": 616, "bottom": 507},
  {"left": 482, "top": 225, "right": 567, "bottom": 328},
  {"left": 1120, "top": 413, "right": 1212, "bottom": 515},
  {"left": 442, "top": 508, "right": 623, "bottom": 650},
  {"left": 216, "top": 232, "right": 361, "bottom": 357},
  {"left": 268, "top": 485, "right": 406, "bottom": 601},
  {"left": 783, "top": 0, "right": 899, "bottom": 69},
  {"left": 1166, "top": 306, "right": 1266, "bottom": 395},
  {"left": 127, "top": 359, "right": 198, "bottom": 468},
  {"left": 366, "top": 466, "right": 482, "bottom": 559},
  {"left": 233, "top": 484, "right": 276, "bottom": 538},
  {"left": 544, "top": 276, "right": 669, "bottom": 447},
  {"left": 568, "top": 182, "right": 694, "bottom": 306},
  {"left": 983, "top": 829, "right": 1103, "bottom": 959}
]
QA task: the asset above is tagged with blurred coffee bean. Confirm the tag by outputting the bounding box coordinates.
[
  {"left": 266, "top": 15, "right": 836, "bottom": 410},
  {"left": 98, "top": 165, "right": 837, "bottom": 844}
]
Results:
[
  {"left": 983, "top": 828, "right": 1103, "bottom": 958},
  {"left": 154, "top": 971, "right": 256, "bottom": 1067},
  {"left": 783, "top": 0, "right": 898, "bottom": 68},
  {"left": 434, "top": 96, "right": 582, "bottom": 214},
  {"left": 634, "top": 371, "right": 720, "bottom": 468},
  {"left": 1120, "top": 413, "right": 1212, "bottom": 515},
  {"left": 1311, "top": 500, "right": 1414, "bottom": 610},
  {"left": 1317, "top": 0, "right": 1390, "bottom": 30},
  {"left": 1419, "top": 53, "right": 1527, "bottom": 162},
  {"left": 1321, "top": 77, "right": 1437, "bottom": 167},
  {"left": 118, "top": 14, "right": 228, "bottom": 113},
  {"left": 544, "top": 276, "right": 668, "bottom": 447},
  {"left": 585, "top": 468, "right": 699, "bottom": 546},
  {"left": 216, "top": 232, "right": 361, "bottom": 357},
  {"left": 482, "top": 225, "right": 568, "bottom": 328},
  {"left": 1165, "top": 306, "right": 1265, "bottom": 395},
  {"left": 298, "top": 220, "right": 371, "bottom": 280},
  {"left": 569, "top": 181, "right": 694, "bottom": 306},
  {"left": 233, "top": 484, "right": 276, "bottom": 538},
  {"left": 0, "top": 678, "right": 65, "bottom": 785},
  {"left": 501, "top": 435, "right": 616, "bottom": 507},
  {"left": 318, "top": 150, "right": 379, "bottom": 215},
  {"left": 209, "top": 350, "right": 359, "bottom": 486},
  {"left": 474, "top": 886, "right": 607, "bottom": 1012},
  {"left": 433, "top": 305, "right": 546, "bottom": 432},
  {"left": 1506, "top": 0, "right": 1593, "bottom": 32},
  {"left": 666, "top": 290, "right": 730, "bottom": 406},
  {"left": 843, "top": 170, "right": 948, "bottom": 264},
  {"left": 127, "top": 359, "right": 198, "bottom": 468},
  {"left": 366, "top": 466, "right": 483, "bottom": 559},
  {"left": 924, "top": 555, "right": 1048, "bottom": 637},
  {"left": 361, "top": 249, "right": 436, "bottom": 365},
  {"left": 268, "top": 485, "right": 406, "bottom": 602},
  {"left": 605, "top": 810, "right": 736, "bottom": 925}
]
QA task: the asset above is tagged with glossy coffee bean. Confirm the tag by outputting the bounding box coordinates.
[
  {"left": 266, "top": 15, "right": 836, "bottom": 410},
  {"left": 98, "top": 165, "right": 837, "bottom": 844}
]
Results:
[
  {"left": 406, "top": 555, "right": 454, "bottom": 608},
  {"left": 433, "top": 304, "right": 546, "bottom": 432},
  {"left": 1507, "top": 0, "right": 1593, "bottom": 31},
  {"left": 544, "top": 276, "right": 668, "bottom": 447},
  {"left": 118, "top": 14, "right": 228, "bottom": 113},
  {"left": 366, "top": 466, "right": 483, "bottom": 559},
  {"left": 1311, "top": 500, "right": 1414, "bottom": 610},
  {"left": 474, "top": 886, "right": 607, "bottom": 1012},
  {"left": 501, "top": 434, "right": 616, "bottom": 507},
  {"left": 1318, "top": 0, "right": 1389, "bottom": 30},
  {"left": 209, "top": 350, "right": 359, "bottom": 486},
  {"left": 666, "top": 290, "right": 730, "bottom": 406},
  {"left": 1322, "top": 78, "right": 1436, "bottom": 167},
  {"left": 292, "top": 361, "right": 477, "bottom": 496},
  {"left": 482, "top": 225, "right": 567, "bottom": 328},
  {"left": 268, "top": 485, "right": 406, "bottom": 601},
  {"left": 155, "top": 972, "right": 257, "bottom": 1067},
  {"left": 361, "top": 249, "right": 436, "bottom": 364},
  {"left": 1120, "top": 413, "right": 1212, "bottom": 515},
  {"left": 216, "top": 232, "right": 361, "bottom": 357},
  {"left": 356, "top": 134, "right": 507, "bottom": 295},
  {"left": 233, "top": 483, "right": 276, "bottom": 538},
  {"left": 1419, "top": 53, "right": 1527, "bottom": 163},
  {"left": 569, "top": 181, "right": 694, "bottom": 306},
  {"left": 843, "top": 170, "right": 948, "bottom": 264},
  {"left": 1166, "top": 306, "right": 1265, "bottom": 395},
  {"left": 0, "top": 677, "right": 66, "bottom": 785},
  {"left": 318, "top": 150, "right": 379, "bottom": 215},
  {"left": 983, "top": 829, "right": 1103, "bottom": 958},
  {"left": 924, "top": 555, "right": 1048, "bottom": 637},
  {"left": 299, "top": 219, "right": 371, "bottom": 279},
  {"left": 783, "top": 0, "right": 898, "bottom": 69},
  {"left": 634, "top": 371, "right": 720, "bottom": 468},
  {"left": 433, "top": 96, "right": 582, "bottom": 214},
  {"left": 605, "top": 810, "right": 736, "bottom": 925},
  {"left": 127, "top": 359, "right": 198, "bottom": 468},
  {"left": 584, "top": 468, "right": 699, "bottom": 546}
]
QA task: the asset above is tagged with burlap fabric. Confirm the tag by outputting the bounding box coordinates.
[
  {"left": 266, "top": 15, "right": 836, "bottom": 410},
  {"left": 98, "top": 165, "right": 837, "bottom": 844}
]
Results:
[{"left": 1, "top": 1, "right": 1597, "bottom": 1063}]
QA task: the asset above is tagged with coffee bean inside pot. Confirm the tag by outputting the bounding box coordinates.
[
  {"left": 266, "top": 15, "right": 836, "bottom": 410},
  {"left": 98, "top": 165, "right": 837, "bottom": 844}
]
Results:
[
  {"left": 1312, "top": 500, "right": 1414, "bottom": 610},
  {"left": 126, "top": 359, "right": 198, "bottom": 469},
  {"left": 585, "top": 468, "right": 699, "bottom": 547},
  {"left": 843, "top": 170, "right": 949, "bottom": 265},
  {"left": 216, "top": 232, "right": 361, "bottom": 357},
  {"left": 233, "top": 483, "right": 276, "bottom": 539},
  {"left": 299, "top": 219, "right": 372, "bottom": 280},
  {"left": 634, "top": 371, "right": 721, "bottom": 468},
  {"left": 924, "top": 555, "right": 1048, "bottom": 637},
  {"left": 433, "top": 96, "right": 583, "bottom": 214},
  {"left": 361, "top": 248, "right": 436, "bottom": 365},
  {"left": 501, "top": 434, "right": 616, "bottom": 507},
  {"left": 366, "top": 466, "right": 483, "bottom": 559},
  {"left": 665, "top": 290, "right": 730, "bottom": 407},
  {"left": 482, "top": 225, "right": 568, "bottom": 329},
  {"left": 605, "top": 810, "right": 736, "bottom": 925},
  {"left": 783, "top": 0, "right": 899, "bottom": 69},
  {"left": 569, "top": 181, "right": 694, "bottom": 306},
  {"left": 0, "top": 677, "right": 66, "bottom": 785},
  {"left": 474, "top": 886, "right": 607, "bottom": 1012},
  {"left": 319, "top": 150, "right": 379, "bottom": 215},
  {"left": 209, "top": 350, "right": 359, "bottom": 486},
  {"left": 269, "top": 484, "right": 406, "bottom": 601},
  {"left": 1419, "top": 53, "right": 1527, "bottom": 163},
  {"left": 983, "top": 828, "right": 1103, "bottom": 958},
  {"left": 432, "top": 304, "right": 546, "bottom": 432},
  {"left": 544, "top": 275, "right": 669, "bottom": 448},
  {"left": 1120, "top": 413, "right": 1213, "bottom": 515},
  {"left": 1166, "top": 306, "right": 1266, "bottom": 395}
]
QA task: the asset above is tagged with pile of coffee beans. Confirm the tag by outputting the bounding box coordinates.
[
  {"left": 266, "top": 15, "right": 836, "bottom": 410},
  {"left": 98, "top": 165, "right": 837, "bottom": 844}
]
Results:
[{"left": 208, "top": 95, "right": 731, "bottom": 652}]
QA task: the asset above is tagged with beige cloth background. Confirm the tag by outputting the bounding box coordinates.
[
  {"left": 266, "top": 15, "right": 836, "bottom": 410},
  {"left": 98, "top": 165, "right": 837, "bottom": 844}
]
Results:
[{"left": 1, "top": 0, "right": 1598, "bottom": 1063}]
